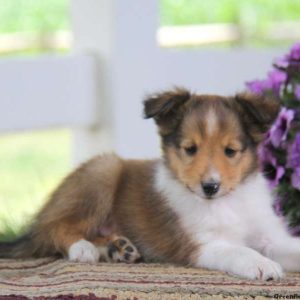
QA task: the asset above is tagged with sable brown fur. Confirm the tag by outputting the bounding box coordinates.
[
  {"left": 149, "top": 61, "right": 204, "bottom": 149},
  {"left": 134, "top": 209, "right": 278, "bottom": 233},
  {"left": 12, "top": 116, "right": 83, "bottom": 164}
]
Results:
[
  {"left": 0, "top": 156, "right": 198, "bottom": 265},
  {"left": 0, "top": 88, "right": 280, "bottom": 266}
]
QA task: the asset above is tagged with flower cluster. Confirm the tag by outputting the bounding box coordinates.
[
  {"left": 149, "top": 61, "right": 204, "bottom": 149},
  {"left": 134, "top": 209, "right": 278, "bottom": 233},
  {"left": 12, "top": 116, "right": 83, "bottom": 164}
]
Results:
[{"left": 246, "top": 42, "right": 300, "bottom": 231}]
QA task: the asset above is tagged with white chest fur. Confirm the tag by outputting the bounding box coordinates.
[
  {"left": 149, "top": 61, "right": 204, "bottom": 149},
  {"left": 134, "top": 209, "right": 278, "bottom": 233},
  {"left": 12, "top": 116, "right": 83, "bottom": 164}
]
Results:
[{"left": 154, "top": 162, "right": 276, "bottom": 249}]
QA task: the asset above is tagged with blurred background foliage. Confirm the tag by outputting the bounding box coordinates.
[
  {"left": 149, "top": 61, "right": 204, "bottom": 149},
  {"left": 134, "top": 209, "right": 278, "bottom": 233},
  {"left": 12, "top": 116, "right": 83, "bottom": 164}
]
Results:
[
  {"left": 0, "top": 0, "right": 299, "bottom": 53},
  {"left": 0, "top": 130, "right": 70, "bottom": 237},
  {"left": 1, "top": 0, "right": 300, "bottom": 34},
  {"left": 0, "top": 0, "right": 69, "bottom": 33},
  {"left": 161, "top": 0, "right": 300, "bottom": 47},
  {"left": 0, "top": 0, "right": 300, "bottom": 235},
  {"left": 161, "top": 0, "right": 300, "bottom": 25}
]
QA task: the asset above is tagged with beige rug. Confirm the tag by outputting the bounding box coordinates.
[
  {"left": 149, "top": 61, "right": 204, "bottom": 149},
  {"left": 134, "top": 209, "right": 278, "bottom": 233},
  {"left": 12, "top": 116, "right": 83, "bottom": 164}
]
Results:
[{"left": 0, "top": 258, "right": 299, "bottom": 299}]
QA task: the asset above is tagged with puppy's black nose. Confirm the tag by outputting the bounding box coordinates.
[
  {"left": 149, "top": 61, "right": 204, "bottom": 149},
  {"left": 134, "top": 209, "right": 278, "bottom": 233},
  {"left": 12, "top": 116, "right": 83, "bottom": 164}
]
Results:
[{"left": 201, "top": 182, "right": 220, "bottom": 197}]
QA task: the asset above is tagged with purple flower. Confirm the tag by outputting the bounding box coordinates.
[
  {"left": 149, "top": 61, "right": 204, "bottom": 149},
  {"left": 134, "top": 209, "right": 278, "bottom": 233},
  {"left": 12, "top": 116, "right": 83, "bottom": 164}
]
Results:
[
  {"left": 279, "top": 43, "right": 300, "bottom": 63},
  {"left": 259, "top": 140, "right": 285, "bottom": 188},
  {"left": 246, "top": 69, "right": 286, "bottom": 97},
  {"left": 268, "top": 69, "right": 287, "bottom": 97},
  {"left": 287, "top": 134, "right": 300, "bottom": 191},
  {"left": 288, "top": 42, "right": 300, "bottom": 61},
  {"left": 269, "top": 107, "right": 294, "bottom": 148},
  {"left": 248, "top": 42, "right": 300, "bottom": 227},
  {"left": 263, "top": 161, "right": 285, "bottom": 189},
  {"left": 291, "top": 167, "right": 300, "bottom": 190},
  {"left": 275, "top": 56, "right": 289, "bottom": 69},
  {"left": 288, "top": 133, "right": 300, "bottom": 169},
  {"left": 246, "top": 79, "right": 271, "bottom": 95},
  {"left": 283, "top": 43, "right": 300, "bottom": 73},
  {"left": 295, "top": 85, "right": 300, "bottom": 100}
]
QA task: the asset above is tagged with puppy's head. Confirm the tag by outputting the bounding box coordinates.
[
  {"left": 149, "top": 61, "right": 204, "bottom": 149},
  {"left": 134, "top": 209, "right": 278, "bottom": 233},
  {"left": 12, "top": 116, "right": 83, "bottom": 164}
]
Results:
[{"left": 144, "top": 88, "right": 279, "bottom": 199}]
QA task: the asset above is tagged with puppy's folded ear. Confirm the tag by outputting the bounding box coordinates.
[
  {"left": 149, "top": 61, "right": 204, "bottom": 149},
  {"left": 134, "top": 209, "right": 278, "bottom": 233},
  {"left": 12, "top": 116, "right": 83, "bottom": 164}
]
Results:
[
  {"left": 143, "top": 88, "right": 190, "bottom": 135},
  {"left": 234, "top": 93, "right": 280, "bottom": 144}
]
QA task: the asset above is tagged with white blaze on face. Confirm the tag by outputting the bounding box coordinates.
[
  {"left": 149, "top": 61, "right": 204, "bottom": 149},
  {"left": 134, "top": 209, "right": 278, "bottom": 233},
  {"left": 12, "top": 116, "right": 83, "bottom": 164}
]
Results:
[
  {"left": 204, "top": 167, "right": 221, "bottom": 183},
  {"left": 205, "top": 109, "right": 218, "bottom": 136},
  {"left": 210, "top": 168, "right": 221, "bottom": 182}
]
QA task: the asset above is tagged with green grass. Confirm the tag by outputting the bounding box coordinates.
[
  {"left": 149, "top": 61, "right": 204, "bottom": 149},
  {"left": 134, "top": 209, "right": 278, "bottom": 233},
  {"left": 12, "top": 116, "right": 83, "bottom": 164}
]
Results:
[
  {"left": 0, "top": 0, "right": 299, "bottom": 54},
  {"left": 161, "top": 0, "right": 300, "bottom": 26},
  {"left": 0, "top": 129, "right": 70, "bottom": 238},
  {"left": 161, "top": 0, "right": 300, "bottom": 46},
  {"left": 1, "top": 0, "right": 300, "bottom": 34},
  {"left": 0, "top": 0, "right": 69, "bottom": 34}
]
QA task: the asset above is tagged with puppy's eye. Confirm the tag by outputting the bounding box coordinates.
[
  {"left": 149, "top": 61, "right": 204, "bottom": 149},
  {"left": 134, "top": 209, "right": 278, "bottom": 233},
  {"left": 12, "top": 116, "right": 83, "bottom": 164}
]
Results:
[
  {"left": 224, "top": 147, "right": 237, "bottom": 158},
  {"left": 184, "top": 145, "right": 198, "bottom": 156}
]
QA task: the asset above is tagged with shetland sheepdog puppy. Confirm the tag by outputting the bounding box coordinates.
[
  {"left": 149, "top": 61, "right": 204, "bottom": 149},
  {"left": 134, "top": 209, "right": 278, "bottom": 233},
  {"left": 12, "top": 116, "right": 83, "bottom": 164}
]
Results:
[{"left": 2, "top": 88, "right": 300, "bottom": 280}]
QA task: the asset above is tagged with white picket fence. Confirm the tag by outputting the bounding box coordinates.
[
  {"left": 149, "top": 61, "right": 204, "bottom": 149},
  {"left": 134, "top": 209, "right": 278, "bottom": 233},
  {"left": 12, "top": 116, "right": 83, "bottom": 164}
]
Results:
[{"left": 0, "top": 0, "right": 286, "bottom": 164}]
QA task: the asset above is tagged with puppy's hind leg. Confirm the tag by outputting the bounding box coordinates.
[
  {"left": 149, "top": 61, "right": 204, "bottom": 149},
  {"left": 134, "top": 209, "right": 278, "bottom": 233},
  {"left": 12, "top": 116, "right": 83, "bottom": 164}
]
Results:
[
  {"left": 34, "top": 154, "right": 124, "bottom": 261},
  {"left": 52, "top": 222, "right": 101, "bottom": 263}
]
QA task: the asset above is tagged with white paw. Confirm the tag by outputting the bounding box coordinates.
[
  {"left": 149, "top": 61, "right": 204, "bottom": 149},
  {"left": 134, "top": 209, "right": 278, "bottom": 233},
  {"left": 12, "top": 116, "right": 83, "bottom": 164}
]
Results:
[
  {"left": 232, "top": 255, "right": 283, "bottom": 280},
  {"left": 68, "top": 239, "right": 100, "bottom": 263}
]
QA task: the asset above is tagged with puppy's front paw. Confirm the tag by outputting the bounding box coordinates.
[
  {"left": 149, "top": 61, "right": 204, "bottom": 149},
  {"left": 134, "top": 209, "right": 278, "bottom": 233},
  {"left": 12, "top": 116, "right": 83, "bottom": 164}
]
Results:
[
  {"left": 68, "top": 239, "right": 100, "bottom": 263},
  {"left": 233, "top": 255, "right": 283, "bottom": 280}
]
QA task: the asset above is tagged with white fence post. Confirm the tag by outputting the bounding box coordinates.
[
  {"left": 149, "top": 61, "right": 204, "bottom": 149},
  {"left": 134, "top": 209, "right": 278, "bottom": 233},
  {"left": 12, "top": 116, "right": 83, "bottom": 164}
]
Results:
[
  {"left": 70, "top": 0, "right": 117, "bottom": 165},
  {"left": 70, "top": 0, "right": 162, "bottom": 162}
]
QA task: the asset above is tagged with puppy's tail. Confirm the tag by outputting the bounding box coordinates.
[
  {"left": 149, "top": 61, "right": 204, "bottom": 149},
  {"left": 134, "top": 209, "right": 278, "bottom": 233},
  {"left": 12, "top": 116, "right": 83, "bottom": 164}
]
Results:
[{"left": 0, "top": 233, "right": 34, "bottom": 258}]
